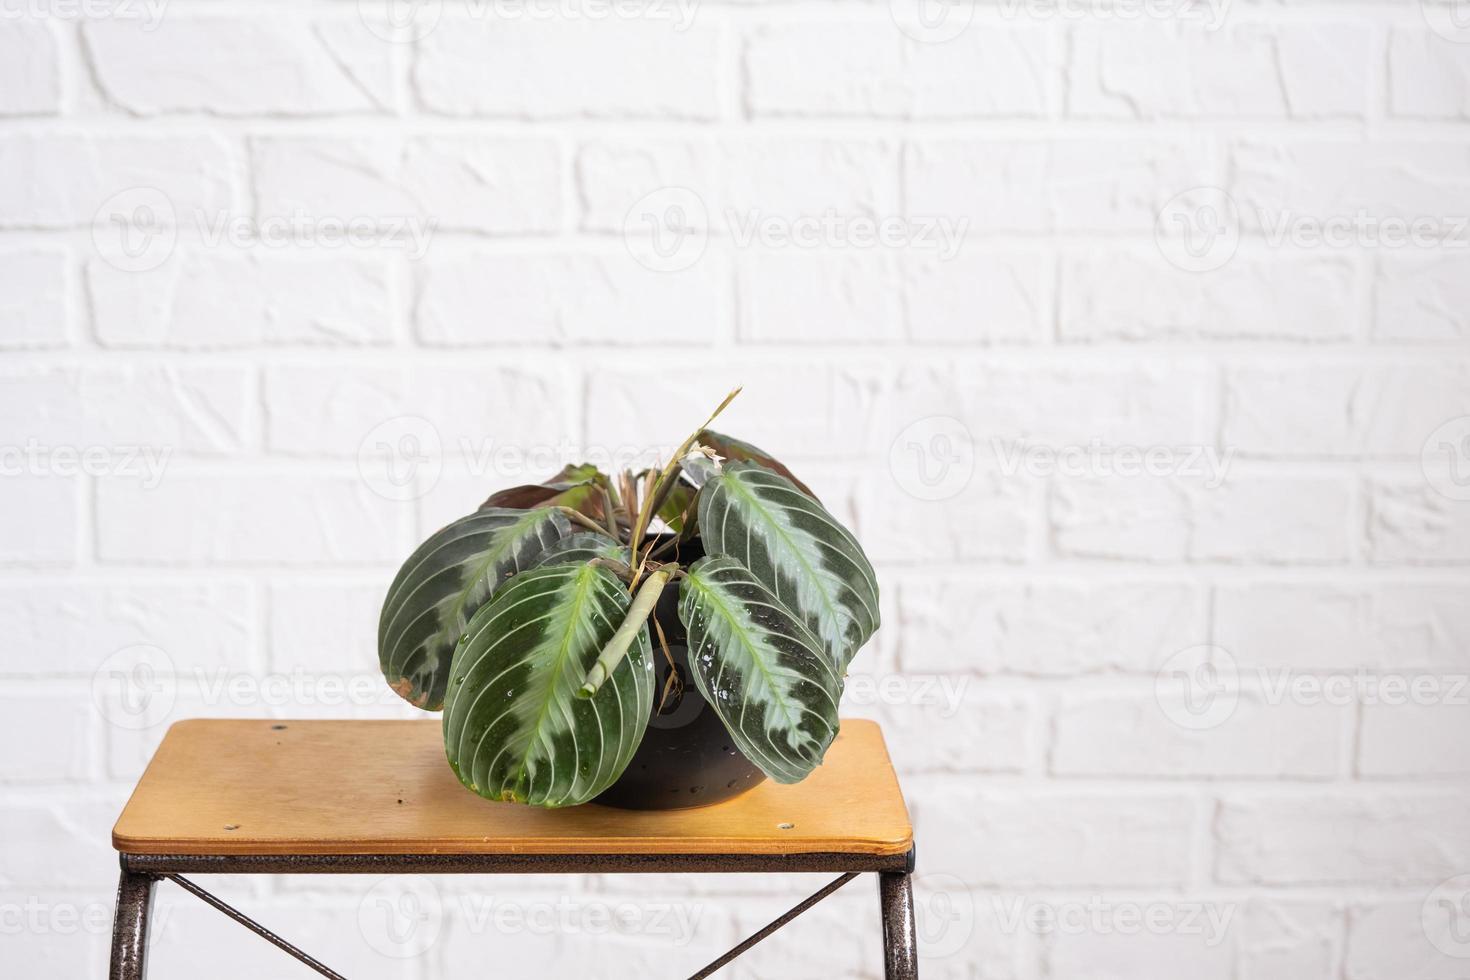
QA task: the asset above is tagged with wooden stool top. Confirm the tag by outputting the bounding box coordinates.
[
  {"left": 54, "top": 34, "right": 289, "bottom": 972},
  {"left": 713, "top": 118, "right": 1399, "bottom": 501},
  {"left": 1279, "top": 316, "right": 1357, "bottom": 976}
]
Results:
[{"left": 112, "top": 718, "right": 913, "bottom": 859}]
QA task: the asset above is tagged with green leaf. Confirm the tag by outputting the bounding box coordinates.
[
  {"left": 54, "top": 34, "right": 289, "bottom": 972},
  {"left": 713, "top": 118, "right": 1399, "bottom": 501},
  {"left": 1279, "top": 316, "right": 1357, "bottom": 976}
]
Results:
[
  {"left": 533, "top": 532, "right": 631, "bottom": 568},
  {"left": 379, "top": 507, "right": 569, "bottom": 711},
  {"left": 679, "top": 555, "right": 841, "bottom": 784},
  {"left": 442, "top": 562, "right": 653, "bottom": 807},
  {"left": 698, "top": 429, "right": 818, "bottom": 500},
  {"left": 698, "top": 461, "right": 879, "bottom": 669}
]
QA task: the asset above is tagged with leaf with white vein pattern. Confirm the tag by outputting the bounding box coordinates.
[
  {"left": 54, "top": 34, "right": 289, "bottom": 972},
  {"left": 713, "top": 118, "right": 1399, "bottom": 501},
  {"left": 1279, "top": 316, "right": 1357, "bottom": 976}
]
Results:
[
  {"left": 442, "top": 562, "right": 653, "bottom": 807},
  {"left": 678, "top": 555, "right": 841, "bottom": 784},
  {"left": 697, "top": 461, "right": 879, "bottom": 670},
  {"left": 378, "top": 507, "right": 569, "bottom": 711}
]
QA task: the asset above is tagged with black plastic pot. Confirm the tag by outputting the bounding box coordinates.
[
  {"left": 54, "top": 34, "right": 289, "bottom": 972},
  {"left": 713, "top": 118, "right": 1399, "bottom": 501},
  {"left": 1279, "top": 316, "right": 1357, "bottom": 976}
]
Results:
[{"left": 594, "top": 536, "right": 767, "bottom": 810}]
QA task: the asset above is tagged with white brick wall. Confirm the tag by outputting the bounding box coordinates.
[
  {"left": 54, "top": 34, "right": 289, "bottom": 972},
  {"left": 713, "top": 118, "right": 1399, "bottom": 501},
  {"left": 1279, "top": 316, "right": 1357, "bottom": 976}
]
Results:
[{"left": 2, "top": 2, "right": 1469, "bottom": 978}]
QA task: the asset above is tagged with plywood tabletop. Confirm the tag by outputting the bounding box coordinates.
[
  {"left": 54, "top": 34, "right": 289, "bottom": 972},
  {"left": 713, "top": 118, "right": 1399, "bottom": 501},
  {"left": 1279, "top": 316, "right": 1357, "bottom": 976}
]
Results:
[{"left": 112, "top": 718, "right": 913, "bottom": 858}]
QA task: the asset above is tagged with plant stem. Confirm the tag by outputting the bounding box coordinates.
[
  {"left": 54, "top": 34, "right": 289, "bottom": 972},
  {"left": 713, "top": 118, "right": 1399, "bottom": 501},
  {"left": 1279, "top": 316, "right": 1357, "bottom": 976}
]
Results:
[
  {"left": 629, "top": 386, "right": 741, "bottom": 585},
  {"left": 555, "top": 506, "right": 617, "bottom": 538},
  {"left": 577, "top": 570, "right": 670, "bottom": 699}
]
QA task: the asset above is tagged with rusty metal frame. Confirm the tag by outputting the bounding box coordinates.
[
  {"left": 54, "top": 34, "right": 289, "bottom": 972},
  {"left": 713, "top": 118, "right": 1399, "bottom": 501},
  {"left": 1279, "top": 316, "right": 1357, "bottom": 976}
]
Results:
[{"left": 110, "top": 847, "right": 918, "bottom": 980}]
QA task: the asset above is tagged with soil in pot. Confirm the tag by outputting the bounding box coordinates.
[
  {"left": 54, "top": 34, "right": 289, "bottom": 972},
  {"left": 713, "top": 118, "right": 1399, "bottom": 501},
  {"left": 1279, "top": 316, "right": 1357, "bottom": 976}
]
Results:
[{"left": 593, "top": 535, "right": 767, "bottom": 810}]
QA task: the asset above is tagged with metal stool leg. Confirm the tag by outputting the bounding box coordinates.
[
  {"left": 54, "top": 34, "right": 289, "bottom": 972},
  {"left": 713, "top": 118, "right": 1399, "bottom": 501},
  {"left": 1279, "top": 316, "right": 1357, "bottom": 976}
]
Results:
[
  {"left": 878, "top": 871, "right": 918, "bottom": 980},
  {"left": 110, "top": 867, "right": 157, "bottom": 980}
]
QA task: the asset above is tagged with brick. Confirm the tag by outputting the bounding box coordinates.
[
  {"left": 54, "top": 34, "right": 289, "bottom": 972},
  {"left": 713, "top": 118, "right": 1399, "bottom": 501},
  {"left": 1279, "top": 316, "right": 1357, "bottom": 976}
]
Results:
[
  {"left": 903, "top": 248, "right": 1047, "bottom": 344},
  {"left": 844, "top": 679, "right": 1036, "bottom": 773},
  {"left": 251, "top": 136, "right": 561, "bottom": 234},
  {"left": 0, "top": 691, "right": 94, "bottom": 782},
  {"left": 0, "top": 796, "right": 120, "bottom": 889},
  {"left": 1045, "top": 926, "right": 1233, "bottom": 980},
  {"left": 416, "top": 249, "right": 727, "bottom": 347},
  {"left": 0, "top": 475, "right": 77, "bottom": 565},
  {"left": 905, "top": 138, "right": 1214, "bottom": 234},
  {"left": 1216, "top": 791, "right": 1470, "bottom": 884},
  {"left": 0, "top": 135, "right": 234, "bottom": 228},
  {"left": 913, "top": 784, "right": 1196, "bottom": 887},
  {"left": 269, "top": 581, "right": 385, "bottom": 675},
  {"left": 1051, "top": 474, "right": 1190, "bottom": 561},
  {"left": 1230, "top": 141, "right": 1470, "bottom": 233},
  {"left": 0, "top": 248, "right": 69, "bottom": 348},
  {"left": 1060, "top": 247, "right": 1355, "bottom": 343},
  {"left": 415, "top": 18, "right": 719, "bottom": 119},
  {"left": 577, "top": 137, "right": 897, "bottom": 234},
  {"left": 0, "top": 893, "right": 106, "bottom": 977},
  {"left": 1052, "top": 693, "right": 1345, "bottom": 778},
  {"left": 1215, "top": 583, "right": 1470, "bottom": 671},
  {"left": 1190, "top": 476, "right": 1353, "bottom": 564},
  {"left": 858, "top": 461, "right": 1040, "bottom": 564},
  {"left": 89, "top": 250, "right": 394, "bottom": 348},
  {"left": 585, "top": 362, "right": 879, "bottom": 460},
  {"left": 0, "top": 365, "right": 251, "bottom": 454},
  {"left": 96, "top": 474, "right": 404, "bottom": 565},
  {"left": 1369, "top": 477, "right": 1470, "bottom": 564},
  {"left": 1374, "top": 252, "right": 1470, "bottom": 342},
  {"left": 0, "top": 581, "right": 255, "bottom": 675},
  {"left": 1068, "top": 23, "right": 1368, "bottom": 119},
  {"left": 1388, "top": 29, "right": 1470, "bottom": 120},
  {"left": 1224, "top": 363, "right": 1470, "bottom": 457},
  {"left": 738, "top": 250, "right": 903, "bottom": 343},
  {"left": 900, "top": 578, "right": 1204, "bottom": 675},
  {"left": 84, "top": 18, "right": 392, "bottom": 115},
  {"left": 1346, "top": 899, "right": 1470, "bottom": 980},
  {"left": 1236, "top": 900, "right": 1340, "bottom": 980},
  {"left": 0, "top": 20, "right": 59, "bottom": 115},
  {"left": 262, "top": 363, "right": 567, "bottom": 458},
  {"left": 1359, "top": 701, "right": 1470, "bottom": 777},
  {"left": 745, "top": 23, "right": 1051, "bottom": 118}
]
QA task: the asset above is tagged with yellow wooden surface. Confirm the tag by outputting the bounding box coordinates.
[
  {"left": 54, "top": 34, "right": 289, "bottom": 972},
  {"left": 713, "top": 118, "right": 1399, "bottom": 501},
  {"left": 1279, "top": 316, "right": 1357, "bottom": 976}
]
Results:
[{"left": 112, "top": 719, "right": 913, "bottom": 857}]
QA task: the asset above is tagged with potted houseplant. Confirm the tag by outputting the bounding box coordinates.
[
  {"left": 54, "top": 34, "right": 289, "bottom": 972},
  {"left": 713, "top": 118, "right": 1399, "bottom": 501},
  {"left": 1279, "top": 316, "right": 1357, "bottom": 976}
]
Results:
[{"left": 376, "top": 390, "right": 881, "bottom": 809}]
